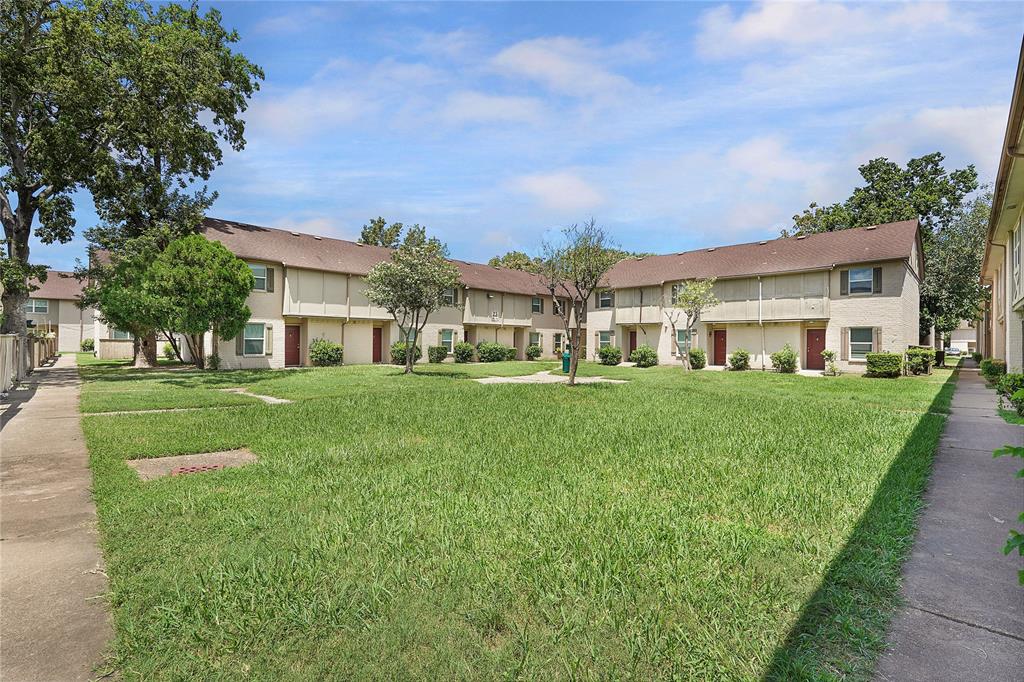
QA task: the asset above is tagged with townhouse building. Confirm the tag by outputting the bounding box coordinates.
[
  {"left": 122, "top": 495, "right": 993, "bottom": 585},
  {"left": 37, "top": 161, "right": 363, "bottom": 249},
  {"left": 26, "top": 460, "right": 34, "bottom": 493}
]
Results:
[
  {"left": 192, "top": 217, "right": 923, "bottom": 374},
  {"left": 588, "top": 219, "right": 924, "bottom": 373},
  {"left": 22, "top": 271, "right": 95, "bottom": 353},
  {"left": 979, "top": 39, "right": 1024, "bottom": 373}
]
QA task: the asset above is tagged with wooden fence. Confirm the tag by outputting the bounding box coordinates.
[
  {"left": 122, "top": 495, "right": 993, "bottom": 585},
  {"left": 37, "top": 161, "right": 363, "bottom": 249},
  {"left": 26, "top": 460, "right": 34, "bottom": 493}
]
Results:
[{"left": 0, "top": 334, "right": 59, "bottom": 395}]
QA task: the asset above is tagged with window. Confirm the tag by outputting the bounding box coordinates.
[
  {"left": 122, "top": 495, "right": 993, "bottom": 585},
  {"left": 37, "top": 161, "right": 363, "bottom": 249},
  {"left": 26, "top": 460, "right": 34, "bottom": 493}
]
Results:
[
  {"left": 110, "top": 328, "right": 130, "bottom": 340},
  {"left": 249, "top": 263, "right": 268, "bottom": 291},
  {"left": 529, "top": 332, "right": 540, "bottom": 347},
  {"left": 440, "top": 329, "right": 454, "bottom": 352},
  {"left": 22, "top": 298, "right": 48, "bottom": 313},
  {"left": 849, "top": 267, "right": 873, "bottom": 294},
  {"left": 553, "top": 333, "right": 563, "bottom": 352},
  {"left": 849, "top": 327, "right": 873, "bottom": 359},
  {"left": 597, "top": 290, "right": 614, "bottom": 309},
  {"left": 531, "top": 297, "right": 543, "bottom": 314},
  {"left": 599, "top": 331, "right": 613, "bottom": 349},
  {"left": 443, "top": 288, "right": 457, "bottom": 306},
  {"left": 243, "top": 323, "right": 266, "bottom": 356},
  {"left": 676, "top": 328, "right": 692, "bottom": 355}
]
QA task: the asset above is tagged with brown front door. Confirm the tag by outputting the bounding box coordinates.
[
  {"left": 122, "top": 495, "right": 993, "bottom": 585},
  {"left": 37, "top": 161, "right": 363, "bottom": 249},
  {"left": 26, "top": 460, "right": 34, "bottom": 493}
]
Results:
[
  {"left": 285, "top": 325, "right": 301, "bottom": 367},
  {"left": 713, "top": 329, "right": 727, "bottom": 366},
  {"left": 805, "top": 329, "right": 826, "bottom": 370},
  {"left": 372, "top": 327, "right": 383, "bottom": 363},
  {"left": 628, "top": 330, "right": 637, "bottom": 356}
]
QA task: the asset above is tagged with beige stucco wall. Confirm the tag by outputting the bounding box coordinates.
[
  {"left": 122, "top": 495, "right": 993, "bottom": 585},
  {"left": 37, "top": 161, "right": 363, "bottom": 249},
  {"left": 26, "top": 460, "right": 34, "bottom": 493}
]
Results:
[{"left": 26, "top": 299, "right": 95, "bottom": 353}]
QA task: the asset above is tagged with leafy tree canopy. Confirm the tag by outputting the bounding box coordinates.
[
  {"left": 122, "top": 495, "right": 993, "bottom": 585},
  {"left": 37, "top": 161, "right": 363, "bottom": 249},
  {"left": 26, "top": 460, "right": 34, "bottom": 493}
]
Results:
[
  {"left": 358, "top": 217, "right": 405, "bottom": 248},
  {"left": 489, "top": 247, "right": 651, "bottom": 273}
]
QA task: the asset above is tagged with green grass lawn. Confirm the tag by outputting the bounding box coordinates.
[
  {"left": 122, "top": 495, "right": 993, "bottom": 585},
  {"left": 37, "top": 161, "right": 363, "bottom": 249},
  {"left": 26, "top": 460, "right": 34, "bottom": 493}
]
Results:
[{"left": 80, "top": 359, "right": 955, "bottom": 680}]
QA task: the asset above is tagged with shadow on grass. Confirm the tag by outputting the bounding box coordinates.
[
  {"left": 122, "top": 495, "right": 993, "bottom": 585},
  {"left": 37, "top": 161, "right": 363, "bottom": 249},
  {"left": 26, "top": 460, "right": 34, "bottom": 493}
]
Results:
[{"left": 762, "top": 367, "right": 959, "bottom": 680}]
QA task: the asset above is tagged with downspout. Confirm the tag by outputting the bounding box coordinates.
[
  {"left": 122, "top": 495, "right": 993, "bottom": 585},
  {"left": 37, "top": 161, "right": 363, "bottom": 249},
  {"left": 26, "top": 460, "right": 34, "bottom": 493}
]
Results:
[{"left": 758, "top": 276, "right": 765, "bottom": 370}]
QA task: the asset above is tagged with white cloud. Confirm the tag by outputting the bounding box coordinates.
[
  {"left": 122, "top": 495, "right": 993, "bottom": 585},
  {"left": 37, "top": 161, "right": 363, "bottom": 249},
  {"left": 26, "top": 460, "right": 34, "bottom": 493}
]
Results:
[
  {"left": 246, "top": 86, "right": 368, "bottom": 140},
  {"left": 441, "top": 91, "right": 545, "bottom": 125},
  {"left": 491, "top": 37, "right": 637, "bottom": 98},
  {"left": 910, "top": 105, "right": 1006, "bottom": 168},
  {"left": 725, "top": 136, "right": 831, "bottom": 191},
  {"left": 511, "top": 171, "right": 604, "bottom": 212},
  {"left": 696, "top": 1, "right": 967, "bottom": 60}
]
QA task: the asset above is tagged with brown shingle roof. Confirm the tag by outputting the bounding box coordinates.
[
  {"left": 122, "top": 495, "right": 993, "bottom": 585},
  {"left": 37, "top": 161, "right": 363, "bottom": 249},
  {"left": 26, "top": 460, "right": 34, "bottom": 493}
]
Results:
[
  {"left": 29, "top": 270, "right": 85, "bottom": 301},
  {"left": 201, "top": 218, "right": 552, "bottom": 297},
  {"left": 605, "top": 220, "right": 921, "bottom": 288}
]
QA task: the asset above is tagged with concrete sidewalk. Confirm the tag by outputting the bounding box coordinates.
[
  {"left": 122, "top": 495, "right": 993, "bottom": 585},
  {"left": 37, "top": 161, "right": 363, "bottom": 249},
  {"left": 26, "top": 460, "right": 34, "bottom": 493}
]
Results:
[
  {"left": 875, "top": 364, "right": 1024, "bottom": 681},
  {"left": 1, "top": 354, "right": 112, "bottom": 680}
]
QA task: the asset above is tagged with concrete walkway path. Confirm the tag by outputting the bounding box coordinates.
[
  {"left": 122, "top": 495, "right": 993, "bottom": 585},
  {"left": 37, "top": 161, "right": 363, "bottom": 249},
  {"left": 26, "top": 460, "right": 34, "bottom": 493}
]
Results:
[
  {"left": 1, "top": 354, "right": 112, "bottom": 680},
  {"left": 875, "top": 364, "right": 1023, "bottom": 681}
]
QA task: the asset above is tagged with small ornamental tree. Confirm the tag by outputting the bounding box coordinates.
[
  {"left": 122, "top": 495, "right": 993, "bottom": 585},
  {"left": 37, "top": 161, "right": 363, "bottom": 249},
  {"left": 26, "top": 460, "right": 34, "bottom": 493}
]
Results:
[
  {"left": 365, "top": 229, "right": 461, "bottom": 374},
  {"left": 541, "top": 219, "right": 620, "bottom": 386},
  {"left": 664, "top": 278, "right": 718, "bottom": 369},
  {"left": 146, "top": 235, "right": 253, "bottom": 369}
]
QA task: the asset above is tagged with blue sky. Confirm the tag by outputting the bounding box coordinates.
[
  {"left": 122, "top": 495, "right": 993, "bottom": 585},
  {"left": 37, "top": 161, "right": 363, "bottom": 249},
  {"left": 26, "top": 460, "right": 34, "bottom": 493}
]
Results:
[{"left": 33, "top": 1, "right": 1024, "bottom": 271}]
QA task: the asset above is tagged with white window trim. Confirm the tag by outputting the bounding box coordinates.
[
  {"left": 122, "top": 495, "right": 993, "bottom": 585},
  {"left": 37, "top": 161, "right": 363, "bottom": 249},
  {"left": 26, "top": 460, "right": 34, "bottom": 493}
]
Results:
[
  {"left": 440, "top": 329, "right": 454, "bottom": 352},
  {"left": 848, "top": 267, "right": 873, "bottom": 295},
  {"left": 598, "top": 330, "right": 613, "bottom": 348},
  {"left": 529, "top": 332, "right": 540, "bottom": 347},
  {"left": 248, "top": 263, "right": 268, "bottom": 292},
  {"left": 23, "top": 298, "right": 48, "bottom": 313},
  {"left": 531, "top": 297, "right": 543, "bottom": 314},
  {"left": 597, "top": 291, "right": 613, "bottom": 309},
  {"left": 849, "top": 327, "right": 873, "bottom": 360},
  {"left": 442, "top": 288, "right": 456, "bottom": 306},
  {"left": 243, "top": 323, "right": 267, "bottom": 357}
]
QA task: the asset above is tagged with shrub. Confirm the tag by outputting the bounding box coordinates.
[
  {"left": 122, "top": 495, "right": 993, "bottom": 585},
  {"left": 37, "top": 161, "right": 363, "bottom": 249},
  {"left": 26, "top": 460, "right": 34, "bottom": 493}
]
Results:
[
  {"left": 453, "top": 341, "right": 475, "bottom": 363},
  {"left": 905, "top": 347, "right": 936, "bottom": 375},
  {"left": 688, "top": 347, "right": 706, "bottom": 369},
  {"left": 598, "top": 345, "right": 622, "bottom": 366},
  {"left": 309, "top": 338, "right": 344, "bottom": 366},
  {"left": 980, "top": 358, "right": 1007, "bottom": 380},
  {"left": 477, "top": 341, "right": 515, "bottom": 363},
  {"left": 390, "top": 341, "right": 422, "bottom": 365},
  {"left": 206, "top": 354, "right": 221, "bottom": 370},
  {"left": 821, "top": 349, "right": 841, "bottom": 376},
  {"left": 81, "top": 338, "right": 95, "bottom": 352},
  {"left": 525, "top": 344, "right": 542, "bottom": 360},
  {"left": 865, "top": 352, "right": 902, "bottom": 378},
  {"left": 770, "top": 344, "right": 798, "bottom": 373},
  {"left": 971, "top": 351, "right": 982, "bottom": 363},
  {"left": 996, "top": 373, "right": 1024, "bottom": 401},
  {"left": 728, "top": 348, "right": 750, "bottom": 371},
  {"left": 1011, "top": 388, "right": 1024, "bottom": 417},
  {"left": 162, "top": 342, "right": 175, "bottom": 360},
  {"left": 630, "top": 345, "right": 658, "bottom": 368},
  {"left": 427, "top": 345, "right": 448, "bottom": 363}
]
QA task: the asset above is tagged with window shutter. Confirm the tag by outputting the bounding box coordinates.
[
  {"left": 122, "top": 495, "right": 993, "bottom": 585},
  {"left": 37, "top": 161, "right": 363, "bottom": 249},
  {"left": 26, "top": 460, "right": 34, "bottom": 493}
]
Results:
[
  {"left": 236, "top": 333, "right": 244, "bottom": 356},
  {"left": 840, "top": 270, "right": 849, "bottom": 296},
  {"left": 872, "top": 267, "right": 882, "bottom": 294},
  {"left": 264, "top": 325, "right": 273, "bottom": 356},
  {"left": 840, "top": 327, "right": 849, "bottom": 360},
  {"left": 266, "top": 268, "right": 275, "bottom": 293},
  {"left": 873, "top": 327, "right": 881, "bottom": 353}
]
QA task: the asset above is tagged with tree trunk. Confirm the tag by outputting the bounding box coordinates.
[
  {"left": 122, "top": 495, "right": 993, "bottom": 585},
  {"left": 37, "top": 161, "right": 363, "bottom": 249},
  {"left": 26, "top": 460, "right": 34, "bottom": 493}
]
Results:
[
  {"left": 567, "top": 326, "right": 581, "bottom": 386},
  {"left": 0, "top": 289, "right": 31, "bottom": 377},
  {"left": 133, "top": 331, "right": 159, "bottom": 368},
  {"left": 405, "top": 343, "right": 415, "bottom": 374}
]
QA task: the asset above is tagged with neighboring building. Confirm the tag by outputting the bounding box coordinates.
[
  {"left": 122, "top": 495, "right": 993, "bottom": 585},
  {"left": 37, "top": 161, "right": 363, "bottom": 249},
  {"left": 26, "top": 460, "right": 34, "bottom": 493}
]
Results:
[
  {"left": 192, "top": 217, "right": 923, "bottom": 373},
  {"left": 591, "top": 219, "right": 924, "bottom": 373},
  {"left": 189, "top": 218, "right": 569, "bottom": 369},
  {"left": 23, "top": 271, "right": 95, "bottom": 353},
  {"left": 980, "top": 38, "right": 1024, "bottom": 373},
  {"left": 947, "top": 321, "right": 977, "bottom": 354}
]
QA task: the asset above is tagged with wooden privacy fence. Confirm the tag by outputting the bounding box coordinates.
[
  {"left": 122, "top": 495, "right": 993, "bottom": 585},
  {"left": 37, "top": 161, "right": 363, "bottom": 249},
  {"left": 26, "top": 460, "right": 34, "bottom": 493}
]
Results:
[
  {"left": 0, "top": 334, "right": 58, "bottom": 395},
  {"left": 97, "top": 339, "right": 133, "bottom": 360}
]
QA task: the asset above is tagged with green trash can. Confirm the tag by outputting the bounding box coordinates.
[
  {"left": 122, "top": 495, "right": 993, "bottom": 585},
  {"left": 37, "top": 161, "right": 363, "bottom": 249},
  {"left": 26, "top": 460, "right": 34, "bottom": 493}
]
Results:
[{"left": 562, "top": 350, "right": 571, "bottom": 373}]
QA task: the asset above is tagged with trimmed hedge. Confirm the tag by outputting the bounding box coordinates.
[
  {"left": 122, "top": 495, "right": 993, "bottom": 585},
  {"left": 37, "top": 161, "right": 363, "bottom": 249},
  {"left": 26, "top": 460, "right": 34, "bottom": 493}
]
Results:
[
  {"left": 309, "top": 338, "right": 343, "bottom": 366},
  {"left": 728, "top": 348, "right": 750, "bottom": 371},
  {"left": 980, "top": 358, "right": 1007, "bottom": 380},
  {"left": 453, "top": 342, "right": 475, "bottom": 363},
  {"left": 1011, "top": 388, "right": 1024, "bottom": 417},
  {"left": 770, "top": 344, "right": 798, "bottom": 373},
  {"left": 390, "top": 341, "right": 422, "bottom": 365},
  {"left": 81, "top": 338, "right": 95, "bottom": 352},
  {"left": 598, "top": 345, "right": 622, "bottom": 366},
  {"left": 427, "top": 345, "right": 448, "bottom": 363},
  {"left": 477, "top": 341, "right": 516, "bottom": 362},
  {"left": 997, "top": 373, "right": 1024, "bottom": 401},
  {"left": 688, "top": 347, "right": 706, "bottom": 369},
  {"left": 865, "top": 352, "right": 902, "bottom": 378},
  {"left": 630, "top": 345, "right": 658, "bottom": 368},
  {"left": 525, "top": 344, "right": 542, "bottom": 360},
  {"left": 905, "top": 346, "right": 936, "bottom": 375}
]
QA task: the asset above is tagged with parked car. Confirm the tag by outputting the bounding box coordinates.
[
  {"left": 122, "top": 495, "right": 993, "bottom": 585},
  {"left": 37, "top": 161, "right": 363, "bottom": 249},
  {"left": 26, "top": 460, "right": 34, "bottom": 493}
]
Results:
[{"left": 944, "top": 347, "right": 962, "bottom": 356}]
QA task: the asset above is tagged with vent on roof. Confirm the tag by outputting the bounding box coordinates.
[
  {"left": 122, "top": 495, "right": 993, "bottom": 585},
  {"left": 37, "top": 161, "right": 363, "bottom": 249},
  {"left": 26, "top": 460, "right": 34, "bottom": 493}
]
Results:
[
  {"left": 313, "top": 236, "right": 322, "bottom": 240},
  {"left": 290, "top": 231, "right": 300, "bottom": 236},
  {"left": 796, "top": 235, "right": 807, "bottom": 240},
  {"left": 759, "top": 240, "right": 767, "bottom": 245},
  {"left": 865, "top": 225, "right": 877, "bottom": 230},
  {"left": 706, "top": 247, "right": 716, "bottom": 252}
]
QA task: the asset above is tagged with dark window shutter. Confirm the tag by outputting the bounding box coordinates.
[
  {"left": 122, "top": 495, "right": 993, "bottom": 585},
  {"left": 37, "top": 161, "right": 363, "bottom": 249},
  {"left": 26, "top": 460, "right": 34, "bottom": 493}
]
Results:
[
  {"left": 264, "top": 325, "right": 273, "bottom": 356},
  {"left": 840, "top": 270, "right": 849, "bottom": 296},
  {"left": 873, "top": 327, "right": 881, "bottom": 352},
  {"left": 840, "top": 327, "right": 849, "bottom": 360},
  {"left": 266, "top": 267, "right": 275, "bottom": 292},
  {"left": 872, "top": 267, "right": 882, "bottom": 294},
  {"left": 235, "top": 334, "right": 243, "bottom": 356}
]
